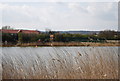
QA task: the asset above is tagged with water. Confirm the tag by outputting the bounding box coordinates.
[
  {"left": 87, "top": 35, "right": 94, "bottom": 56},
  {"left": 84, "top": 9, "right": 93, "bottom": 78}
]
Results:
[{"left": 2, "top": 47, "right": 118, "bottom": 79}]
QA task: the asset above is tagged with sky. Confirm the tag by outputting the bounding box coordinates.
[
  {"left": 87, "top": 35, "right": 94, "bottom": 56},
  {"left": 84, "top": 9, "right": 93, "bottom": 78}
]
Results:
[{"left": 0, "top": 0, "right": 119, "bottom": 31}]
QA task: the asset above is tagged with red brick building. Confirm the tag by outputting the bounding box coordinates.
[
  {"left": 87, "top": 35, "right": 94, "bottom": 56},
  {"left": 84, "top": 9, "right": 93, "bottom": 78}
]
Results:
[{"left": 0, "top": 29, "right": 40, "bottom": 34}]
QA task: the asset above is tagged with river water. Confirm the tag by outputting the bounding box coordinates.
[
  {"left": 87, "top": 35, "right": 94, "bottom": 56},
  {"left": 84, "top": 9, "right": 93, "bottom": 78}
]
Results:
[{"left": 1, "top": 47, "right": 119, "bottom": 79}]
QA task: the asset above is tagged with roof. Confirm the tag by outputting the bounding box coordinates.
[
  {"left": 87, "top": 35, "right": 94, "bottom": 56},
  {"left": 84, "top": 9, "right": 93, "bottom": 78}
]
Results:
[
  {"left": 21, "top": 30, "right": 40, "bottom": 34},
  {"left": 0, "top": 29, "right": 19, "bottom": 34},
  {"left": 0, "top": 29, "right": 40, "bottom": 34}
]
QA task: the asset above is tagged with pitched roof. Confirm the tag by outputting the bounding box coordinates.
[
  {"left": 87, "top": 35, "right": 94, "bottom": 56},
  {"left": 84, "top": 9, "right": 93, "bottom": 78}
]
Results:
[
  {"left": 21, "top": 30, "right": 40, "bottom": 34},
  {"left": 0, "top": 29, "right": 19, "bottom": 34},
  {"left": 0, "top": 29, "right": 40, "bottom": 34}
]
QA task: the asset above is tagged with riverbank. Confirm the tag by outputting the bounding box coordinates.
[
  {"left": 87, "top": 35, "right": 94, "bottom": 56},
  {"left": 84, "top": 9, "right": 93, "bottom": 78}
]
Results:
[{"left": 1, "top": 42, "right": 120, "bottom": 47}]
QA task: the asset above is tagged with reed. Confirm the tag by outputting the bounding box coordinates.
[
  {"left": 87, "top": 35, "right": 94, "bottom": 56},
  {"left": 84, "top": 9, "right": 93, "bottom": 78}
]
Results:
[
  {"left": 2, "top": 47, "right": 118, "bottom": 79},
  {"left": 1, "top": 42, "right": 120, "bottom": 47}
]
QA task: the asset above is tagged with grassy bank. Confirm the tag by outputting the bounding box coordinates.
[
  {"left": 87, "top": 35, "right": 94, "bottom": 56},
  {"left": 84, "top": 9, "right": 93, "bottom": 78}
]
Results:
[{"left": 1, "top": 42, "right": 120, "bottom": 47}]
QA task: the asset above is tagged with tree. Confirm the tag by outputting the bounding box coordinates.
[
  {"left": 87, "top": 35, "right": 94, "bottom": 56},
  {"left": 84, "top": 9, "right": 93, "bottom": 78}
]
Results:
[
  {"left": 2, "top": 26, "right": 13, "bottom": 30},
  {"left": 18, "top": 32, "right": 23, "bottom": 43},
  {"left": 54, "top": 33, "right": 64, "bottom": 42},
  {"left": 98, "top": 30, "right": 116, "bottom": 40}
]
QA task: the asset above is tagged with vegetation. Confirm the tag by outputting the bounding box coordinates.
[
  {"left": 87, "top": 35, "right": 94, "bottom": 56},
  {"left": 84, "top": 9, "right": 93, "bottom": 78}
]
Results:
[
  {"left": 3, "top": 47, "right": 118, "bottom": 79},
  {"left": 2, "top": 33, "right": 18, "bottom": 43},
  {"left": 2, "top": 26, "right": 13, "bottom": 30},
  {"left": 98, "top": 30, "right": 119, "bottom": 40},
  {"left": 1, "top": 29, "right": 120, "bottom": 45}
]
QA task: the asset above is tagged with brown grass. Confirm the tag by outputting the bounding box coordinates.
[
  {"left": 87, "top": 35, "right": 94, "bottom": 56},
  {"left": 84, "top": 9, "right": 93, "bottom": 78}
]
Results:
[
  {"left": 2, "top": 47, "right": 118, "bottom": 79},
  {"left": 1, "top": 42, "right": 120, "bottom": 47}
]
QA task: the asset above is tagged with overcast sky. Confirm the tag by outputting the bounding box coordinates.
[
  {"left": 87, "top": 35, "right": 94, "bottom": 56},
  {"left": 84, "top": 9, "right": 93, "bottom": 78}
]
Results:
[{"left": 0, "top": 0, "right": 118, "bottom": 31}]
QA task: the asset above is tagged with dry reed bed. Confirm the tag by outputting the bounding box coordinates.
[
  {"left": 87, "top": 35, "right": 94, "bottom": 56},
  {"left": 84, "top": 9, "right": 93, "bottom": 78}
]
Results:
[
  {"left": 2, "top": 47, "right": 118, "bottom": 79},
  {"left": 2, "top": 42, "right": 120, "bottom": 47},
  {"left": 0, "top": 49, "right": 2, "bottom": 81}
]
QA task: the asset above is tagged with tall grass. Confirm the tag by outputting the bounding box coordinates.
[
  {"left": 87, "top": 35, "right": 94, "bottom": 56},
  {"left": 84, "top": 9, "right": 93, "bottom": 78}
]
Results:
[{"left": 2, "top": 47, "right": 118, "bottom": 79}]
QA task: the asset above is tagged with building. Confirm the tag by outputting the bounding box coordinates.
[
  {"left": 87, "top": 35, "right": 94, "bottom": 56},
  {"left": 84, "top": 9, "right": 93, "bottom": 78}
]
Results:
[
  {"left": 0, "top": 29, "right": 40, "bottom": 34},
  {"left": 1, "top": 29, "right": 41, "bottom": 44}
]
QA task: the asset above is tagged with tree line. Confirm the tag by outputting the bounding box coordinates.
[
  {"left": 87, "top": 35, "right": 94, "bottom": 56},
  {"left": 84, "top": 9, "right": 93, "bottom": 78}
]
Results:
[{"left": 2, "top": 30, "right": 120, "bottom": 44}]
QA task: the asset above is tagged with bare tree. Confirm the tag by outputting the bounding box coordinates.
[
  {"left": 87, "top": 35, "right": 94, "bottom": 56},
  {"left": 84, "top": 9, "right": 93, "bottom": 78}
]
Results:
[{"left": 2, "top": 26, "right": 13, "bottom": 30}]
